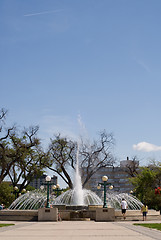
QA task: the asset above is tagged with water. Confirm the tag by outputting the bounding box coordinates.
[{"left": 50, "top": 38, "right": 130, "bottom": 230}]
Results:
[
  {"left": 54, "top": 188, "right": 103, "bottom": 206},
  {"left": 9, "top": 190, "right": 54, "bottom": 210},
  {"left": 106, "top": 191, "right": 143, "bottom": 210},
  {"left": 72, "top": 143, "right": 84, "bottom": 205},
  {"left": 9, "top": 188, "right": 143, "bottom": 210},
  {"left": 54, "top": 142, "right": 103, "bottom": 206}
]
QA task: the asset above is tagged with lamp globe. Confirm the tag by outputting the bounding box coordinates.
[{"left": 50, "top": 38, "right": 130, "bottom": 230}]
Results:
[
  {"left": 102, "top": 176, "right": 108, "bottom": 182},
  {"left": 46, "top": 176, "right": 51, "bottom": 182}
]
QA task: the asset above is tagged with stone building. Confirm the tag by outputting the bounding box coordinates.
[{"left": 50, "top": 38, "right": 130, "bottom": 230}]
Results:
[
  {"left": 30, "top": 174, "right": 57, "bottom": 190},
  {"left": 83, "top": 157, "right": 139, "bottom": 195}
]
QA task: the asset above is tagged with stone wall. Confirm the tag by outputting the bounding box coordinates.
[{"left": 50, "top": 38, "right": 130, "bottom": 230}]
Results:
[
  {"left": 0, "top": 208, "right": 160, "bottom": 221},
  {"left": 0, "top": 210, "right": 38, "bottom": 221},
  {"left": 38, "top": 208, "right": 58, "bottom": 221}
]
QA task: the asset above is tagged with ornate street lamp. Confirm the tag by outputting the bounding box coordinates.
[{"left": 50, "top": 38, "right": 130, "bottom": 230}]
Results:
[
  {"left": 44, "top": 175, "right": 52, "bottom": 208},
  {"left": 13, "top": 186, "right": 27, "bottom": 199},
  {"left": 52, "top": 184, "right": 63, "bottom": 197},
  {"left": 97, "top": 175, "right": 113, "bottom": 208}
]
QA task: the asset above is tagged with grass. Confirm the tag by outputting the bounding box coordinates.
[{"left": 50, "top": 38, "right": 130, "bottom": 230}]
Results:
[
  {"left": 134, "top": 223, "right": 161, "bottom": 231},
  {"left": 0, "top": 224, "right": 15, "bottom": 228}
]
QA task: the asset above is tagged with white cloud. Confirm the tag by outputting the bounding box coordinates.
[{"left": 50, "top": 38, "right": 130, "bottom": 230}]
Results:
[
  {"left": 133, "top": 142, "right": 161, "bottom": 152},
  {"left": 24, "top": 9, "right": 63, "bottom": 17}
]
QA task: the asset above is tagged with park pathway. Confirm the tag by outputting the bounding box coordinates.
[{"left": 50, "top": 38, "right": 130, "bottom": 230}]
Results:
[{"left": 1, "top": 220, "right": 161, "bottom": 240}]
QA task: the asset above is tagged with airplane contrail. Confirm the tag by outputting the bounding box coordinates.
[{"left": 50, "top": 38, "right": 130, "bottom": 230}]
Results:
[{"left": 24, "top": 9, "right": 63, "bottom": 17}]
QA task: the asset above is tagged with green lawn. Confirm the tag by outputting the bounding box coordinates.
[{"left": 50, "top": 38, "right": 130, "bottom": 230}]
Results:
[
  {"left": 134, "top": 223, "right": 161, "bottom": 231},
  {"left": 0, "top": 224, "right": 14, "bottom": 228}
]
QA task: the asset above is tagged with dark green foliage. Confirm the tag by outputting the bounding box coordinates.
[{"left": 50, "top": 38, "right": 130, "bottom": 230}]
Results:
[
  {"left": 130, "top": 166, "right": 161, "bottom": 210},
  {"left": 26, "top": 185, "right": 35, "bottom": 191},
  {"left": 0, "top": 182, "right": 15, "bottom": 207}
]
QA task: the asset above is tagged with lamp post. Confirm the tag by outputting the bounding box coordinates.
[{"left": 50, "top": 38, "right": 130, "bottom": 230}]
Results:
[
  {"left": 43, "top": 176, "right": 52, "bottom": 208},
  {"left": 52, "top": 184, "right": 63, "bottom": 197},
  {"left": 14, "top": 186, "right": 19, "bottom": 199},
  {"left": 130, "top": 189, "right": 136, "bottom": 196},
  {"left": 13, "top": 186, "right": 26, "bottom": 199},
  {"left": 97, "top": 175, "right": 113, "bottom": 208}
]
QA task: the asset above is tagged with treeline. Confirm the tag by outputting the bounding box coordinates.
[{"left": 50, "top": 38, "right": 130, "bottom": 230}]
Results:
[{"left": 0, "top": 108, "right": 115, "bottom": 192}]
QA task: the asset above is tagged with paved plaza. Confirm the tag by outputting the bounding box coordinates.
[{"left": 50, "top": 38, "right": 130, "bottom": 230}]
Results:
[{"left": 1, "top": 220, "right": 161, "bottom": 240}]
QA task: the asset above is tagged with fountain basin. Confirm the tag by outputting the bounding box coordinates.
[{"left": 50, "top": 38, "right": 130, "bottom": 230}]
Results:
[
  {"left": 0, "top": 210, "right": 38, "bottom": 221},
  {"left": 66, "top": 205, "right": 88, "bottom": 210},
  {"left": 0, "top": 208, "right": 160, "bottom": 221}
]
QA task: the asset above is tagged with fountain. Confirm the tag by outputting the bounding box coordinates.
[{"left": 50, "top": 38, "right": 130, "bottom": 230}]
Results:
[
  {"left": 106, "top": 191, "right": 143, "bottom": 210},
  {"left": 8, "top": 188, "right": 143, "bottom": 211},
  {"left": 8, "top": 143, "right": 143, "bottom": 211},
  {"left": 54, "top": 143, "right": 103, "bottom": 208},
  {"left": 72, "top": 144, "right": 84, "bottom": 205},
  {"left": 9, "top": 189, "right": 55, "bottom": 210},
  {"left": 6, "top": 159, "right": 152, "bottom": 221},
  {"left": 52, "top": 143, "right": 143, "bottom": 210},
  {"left": 6, "top": 132, "right": 148, "bottom": 221},
  {"left": 54, "top": 188, "right": 103, "bottom": 206}
]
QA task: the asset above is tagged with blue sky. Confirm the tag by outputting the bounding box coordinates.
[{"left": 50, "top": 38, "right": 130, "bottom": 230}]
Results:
[{"left": 1, "top": 0, "right": 161, "bottom": 176}]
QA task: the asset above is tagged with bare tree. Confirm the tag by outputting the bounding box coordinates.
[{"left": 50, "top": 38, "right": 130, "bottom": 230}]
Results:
[
  {"left": 123, "top": 156, "right": 139, "bottom": 177},
  {"left": 43, "top": 130, "right": 115, "bottom": 188},
  {"left": 80, "top": 130, "right": 115, "bottom": 187},
  {"left": 0, "top": 108, "right": 15, "bottom": 183}
]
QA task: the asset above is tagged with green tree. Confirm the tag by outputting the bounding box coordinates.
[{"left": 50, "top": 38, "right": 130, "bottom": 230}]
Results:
[
  {"left": 0, "top": 108, "right": 47, "bottom": 190},
  {"left": 7, "top": 126, "right": 47, "bottom": 192},
  {"left": 130, "top": 166, "right": 161, "bottom": 210},
  {"left": 0, "top": 182, "right": 14, "bottom": 207}
]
